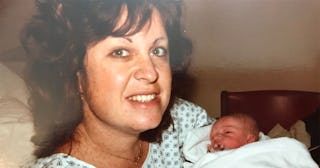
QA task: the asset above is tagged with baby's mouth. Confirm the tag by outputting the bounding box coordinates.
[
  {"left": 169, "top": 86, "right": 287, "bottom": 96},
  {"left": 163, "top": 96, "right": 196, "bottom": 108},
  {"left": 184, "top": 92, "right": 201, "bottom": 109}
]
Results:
[
  {"left": 128, "top": 94, "right": 156, "bottom": 102},
  {"left": 213, "top": 144, "right": 225, "bottom": 151}
]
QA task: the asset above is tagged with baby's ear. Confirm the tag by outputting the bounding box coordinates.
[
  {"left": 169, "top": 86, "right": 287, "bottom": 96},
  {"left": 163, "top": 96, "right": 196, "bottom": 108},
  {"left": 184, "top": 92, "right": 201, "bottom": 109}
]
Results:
[{"left": 246, "top": 134, "right": 257, "bottom": 143}]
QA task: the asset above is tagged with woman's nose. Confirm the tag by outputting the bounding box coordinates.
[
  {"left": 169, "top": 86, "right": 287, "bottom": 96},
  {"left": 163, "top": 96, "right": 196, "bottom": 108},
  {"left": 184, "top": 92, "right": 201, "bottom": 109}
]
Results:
[{"left": 133, "top": 57, "right": 158, "bottom": 83}]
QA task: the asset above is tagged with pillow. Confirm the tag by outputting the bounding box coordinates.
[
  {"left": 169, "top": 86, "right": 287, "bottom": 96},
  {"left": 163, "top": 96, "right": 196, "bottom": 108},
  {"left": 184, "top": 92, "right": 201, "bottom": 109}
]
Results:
[
  {"left": 0, "top": 98, "right": 35, "bottom": 167},
  {"left": 267, "top": 120, "right": 311, "bottom": 148},
  {"left": 0, "top": 62, "right": 35, "bottom": 167},
  {"left": 0, "top": 62, "right": 29, "bottom": 106}
]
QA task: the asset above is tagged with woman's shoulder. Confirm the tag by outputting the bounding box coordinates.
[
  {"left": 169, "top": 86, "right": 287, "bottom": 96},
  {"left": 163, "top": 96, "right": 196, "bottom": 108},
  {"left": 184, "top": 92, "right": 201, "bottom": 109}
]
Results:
[
  {"left": 170, "top": 98, "right": 214, "bottom": 128},
  {"left": 25, "top": 153, "right": 95, "bottom": 168}
]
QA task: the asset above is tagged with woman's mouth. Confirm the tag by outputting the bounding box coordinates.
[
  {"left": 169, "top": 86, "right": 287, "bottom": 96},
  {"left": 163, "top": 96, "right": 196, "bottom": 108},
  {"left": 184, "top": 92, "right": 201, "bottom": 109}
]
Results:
[{"left": 128, "top": 94, "right": 156, "bottom": 102}]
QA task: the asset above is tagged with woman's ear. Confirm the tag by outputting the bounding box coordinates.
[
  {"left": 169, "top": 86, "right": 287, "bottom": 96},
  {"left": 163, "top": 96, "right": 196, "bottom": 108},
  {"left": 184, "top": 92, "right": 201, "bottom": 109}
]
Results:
[{"left": 76, "top": 71, "right": 84, "bottom": 93}]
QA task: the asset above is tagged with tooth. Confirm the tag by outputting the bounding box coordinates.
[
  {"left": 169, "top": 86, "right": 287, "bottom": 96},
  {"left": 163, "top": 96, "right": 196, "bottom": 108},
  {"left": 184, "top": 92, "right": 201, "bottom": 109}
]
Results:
[{"left": 129, "top": 94, "right": 155, "bottom": 102}]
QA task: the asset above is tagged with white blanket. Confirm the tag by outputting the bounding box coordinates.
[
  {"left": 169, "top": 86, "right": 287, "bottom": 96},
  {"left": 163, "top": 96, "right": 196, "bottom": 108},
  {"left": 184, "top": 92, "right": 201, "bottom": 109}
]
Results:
[{"left": 183, "top": 124, "right": 318, "bottom": 168}]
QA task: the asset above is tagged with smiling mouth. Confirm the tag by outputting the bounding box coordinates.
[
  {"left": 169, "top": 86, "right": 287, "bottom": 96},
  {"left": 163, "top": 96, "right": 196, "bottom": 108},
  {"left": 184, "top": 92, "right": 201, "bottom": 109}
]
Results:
[{"left": 128, "top": 94, "right": 156, "bottom": 102}]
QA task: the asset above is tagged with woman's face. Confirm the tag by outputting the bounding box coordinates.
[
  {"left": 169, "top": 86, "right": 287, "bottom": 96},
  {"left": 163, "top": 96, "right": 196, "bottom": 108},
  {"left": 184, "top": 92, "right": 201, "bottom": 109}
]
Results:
[{"left": 80, "top": 9, "right": 172, "bottom": 135}]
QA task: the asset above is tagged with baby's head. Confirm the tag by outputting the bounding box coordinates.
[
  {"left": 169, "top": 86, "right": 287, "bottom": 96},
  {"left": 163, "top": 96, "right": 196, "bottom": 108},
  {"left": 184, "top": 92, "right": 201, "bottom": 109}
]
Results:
[{"left": 208, "top": 113, "right": 259, "bottom": 152}]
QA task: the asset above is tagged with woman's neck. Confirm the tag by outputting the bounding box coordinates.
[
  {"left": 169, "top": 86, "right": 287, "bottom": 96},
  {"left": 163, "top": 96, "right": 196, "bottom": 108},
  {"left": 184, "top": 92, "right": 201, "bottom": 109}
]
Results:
[{"left": 55, "top": 122, "right": 149, "bottom": 168}]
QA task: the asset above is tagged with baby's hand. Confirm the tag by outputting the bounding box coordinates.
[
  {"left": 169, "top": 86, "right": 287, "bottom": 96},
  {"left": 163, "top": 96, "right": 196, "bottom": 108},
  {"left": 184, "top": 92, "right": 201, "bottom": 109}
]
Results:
[{"left": 207, "top": 144, "right": 215, "bottom": 152}]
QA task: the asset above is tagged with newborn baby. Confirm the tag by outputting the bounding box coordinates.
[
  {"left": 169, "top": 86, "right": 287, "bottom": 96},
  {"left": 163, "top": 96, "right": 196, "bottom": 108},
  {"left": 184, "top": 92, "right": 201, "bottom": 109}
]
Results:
[{"left": 208, "top": 113, "right": 259, "bottom": 152}]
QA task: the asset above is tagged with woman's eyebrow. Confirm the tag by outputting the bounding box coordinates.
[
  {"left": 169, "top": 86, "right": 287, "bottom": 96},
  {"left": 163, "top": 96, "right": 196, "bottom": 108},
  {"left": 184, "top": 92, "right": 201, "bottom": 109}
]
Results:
[
  {"left": 122, "top": 37, "right": 133, "bottom": 43},
  {"left": 153, "top": 37, "right": 168, "bottom": 45},
  {"left": 118, "top": 36, "right": 167, "bottom": 44}
]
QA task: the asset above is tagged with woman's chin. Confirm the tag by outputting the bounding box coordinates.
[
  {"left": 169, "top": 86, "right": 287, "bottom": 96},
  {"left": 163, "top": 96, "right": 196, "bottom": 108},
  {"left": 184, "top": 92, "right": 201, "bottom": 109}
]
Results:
[{"left": 133, "top": 115, "right": 162, "bottom": 132}]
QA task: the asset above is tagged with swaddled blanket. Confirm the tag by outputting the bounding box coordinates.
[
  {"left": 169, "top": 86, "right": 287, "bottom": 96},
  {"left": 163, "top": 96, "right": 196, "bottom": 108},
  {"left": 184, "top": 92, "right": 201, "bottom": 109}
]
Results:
[{"left": 183, "top": 124, "right": 318, "bottom": 168}]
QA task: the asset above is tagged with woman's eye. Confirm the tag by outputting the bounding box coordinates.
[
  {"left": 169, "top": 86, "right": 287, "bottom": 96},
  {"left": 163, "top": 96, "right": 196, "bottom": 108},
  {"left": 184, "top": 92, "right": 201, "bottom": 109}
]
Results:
[
  {"left": 151, "top": 47, "right": 168, "bottom": 57},
  {"left": 111, "top": 49, "right": 129, "bottom": 57}
]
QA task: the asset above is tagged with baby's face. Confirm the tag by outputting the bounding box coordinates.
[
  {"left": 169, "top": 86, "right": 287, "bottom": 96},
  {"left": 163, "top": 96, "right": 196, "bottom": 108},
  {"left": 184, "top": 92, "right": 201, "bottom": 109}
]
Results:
[{"left": 209, "top": 117, "right": 251, "bottom": 151}]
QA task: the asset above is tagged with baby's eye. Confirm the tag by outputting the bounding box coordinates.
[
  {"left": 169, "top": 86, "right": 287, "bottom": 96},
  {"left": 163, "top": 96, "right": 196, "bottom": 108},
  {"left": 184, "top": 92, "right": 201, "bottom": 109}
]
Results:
[
  {"left": 151, "top": 47, "right": 168, "bottom": 57},
  {"left": 111, "top": 49, "right": 129, "bottom": 57}
]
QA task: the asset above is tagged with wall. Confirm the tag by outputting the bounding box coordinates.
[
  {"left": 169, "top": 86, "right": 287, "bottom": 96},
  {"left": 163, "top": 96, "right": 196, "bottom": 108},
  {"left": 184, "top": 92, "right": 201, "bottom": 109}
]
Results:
[
  {"left": 0, "top": 0, "right": 34, "bottom": 54},
  {"left": 0, "top": 0, "right": 319, "bottom": 118},
  {"left": 183, "top": 0, "right": 320, "bottom": 117}
]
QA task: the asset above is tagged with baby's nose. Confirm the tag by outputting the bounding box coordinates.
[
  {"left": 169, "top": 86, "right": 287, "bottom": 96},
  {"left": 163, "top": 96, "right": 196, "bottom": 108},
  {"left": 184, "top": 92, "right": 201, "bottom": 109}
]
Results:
[{"left": 213, "top": 134, "right": 222, "bottom": 141}]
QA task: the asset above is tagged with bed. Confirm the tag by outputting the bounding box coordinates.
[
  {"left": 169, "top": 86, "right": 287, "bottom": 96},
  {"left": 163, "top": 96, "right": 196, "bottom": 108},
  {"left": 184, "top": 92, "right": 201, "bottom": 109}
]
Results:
[{"left": 221, "top": 90, "right": 320, "bottom": 165}]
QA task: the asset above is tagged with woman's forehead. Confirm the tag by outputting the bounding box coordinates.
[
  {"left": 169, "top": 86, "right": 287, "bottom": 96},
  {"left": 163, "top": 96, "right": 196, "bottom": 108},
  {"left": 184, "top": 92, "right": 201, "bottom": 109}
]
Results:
[
  {"left": 112, "top": 3, "right": 162, "bottom": 37},
  {"left": 115, "top": 5, "right": 161, "bottom": 34}
]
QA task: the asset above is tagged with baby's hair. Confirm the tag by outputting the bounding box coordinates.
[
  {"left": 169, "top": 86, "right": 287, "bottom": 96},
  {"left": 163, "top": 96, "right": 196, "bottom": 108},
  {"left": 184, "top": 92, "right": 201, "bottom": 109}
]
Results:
[{"left": 222, "top": 113, "right": 260, "bottom": 141}]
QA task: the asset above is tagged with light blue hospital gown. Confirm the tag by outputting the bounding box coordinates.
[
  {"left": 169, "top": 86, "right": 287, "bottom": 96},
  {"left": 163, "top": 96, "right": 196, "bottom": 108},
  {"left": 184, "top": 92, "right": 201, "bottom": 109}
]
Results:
[{"left": 27, "top": 98, "right": 213, "bottom": 168}]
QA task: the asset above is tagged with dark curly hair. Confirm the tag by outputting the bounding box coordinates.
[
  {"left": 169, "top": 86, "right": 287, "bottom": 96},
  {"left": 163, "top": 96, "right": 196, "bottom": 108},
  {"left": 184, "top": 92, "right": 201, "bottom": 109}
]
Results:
[{"left": 21, "top": 0, "right": 192, "bottom": 157}]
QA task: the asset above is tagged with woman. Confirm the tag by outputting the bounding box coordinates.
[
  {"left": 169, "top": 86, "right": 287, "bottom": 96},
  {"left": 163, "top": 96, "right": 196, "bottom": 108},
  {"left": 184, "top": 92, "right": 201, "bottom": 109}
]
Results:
[{"left": 21, "top": 0, "right": 212, "bottom": 167}]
